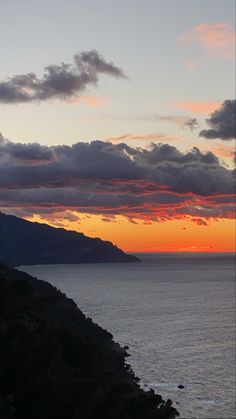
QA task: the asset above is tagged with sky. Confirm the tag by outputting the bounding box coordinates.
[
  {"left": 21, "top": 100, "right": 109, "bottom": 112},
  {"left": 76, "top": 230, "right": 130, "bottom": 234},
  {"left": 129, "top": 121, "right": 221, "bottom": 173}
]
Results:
[{"left": 0, "top": 0, "right": 235, "bottom": 252}]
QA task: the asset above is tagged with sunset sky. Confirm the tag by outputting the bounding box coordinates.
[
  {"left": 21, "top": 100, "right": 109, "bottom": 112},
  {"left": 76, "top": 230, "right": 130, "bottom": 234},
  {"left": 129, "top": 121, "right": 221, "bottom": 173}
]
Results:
[{"left": 0, "top": 0, "right": 235, "bottom": 252}]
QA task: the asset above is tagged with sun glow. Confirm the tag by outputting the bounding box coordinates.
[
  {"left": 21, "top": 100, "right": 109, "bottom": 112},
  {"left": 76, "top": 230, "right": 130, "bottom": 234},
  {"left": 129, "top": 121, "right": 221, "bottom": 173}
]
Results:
[{"left": 25, "top": 213, "right": 235, "bottom": 253}]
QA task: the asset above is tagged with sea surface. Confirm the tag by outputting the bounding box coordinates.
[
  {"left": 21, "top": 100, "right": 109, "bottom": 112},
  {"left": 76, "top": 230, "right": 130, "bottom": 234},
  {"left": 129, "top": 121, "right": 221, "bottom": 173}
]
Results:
[{"left": 20, "top": 252, "right": 236, "bottom": 419}]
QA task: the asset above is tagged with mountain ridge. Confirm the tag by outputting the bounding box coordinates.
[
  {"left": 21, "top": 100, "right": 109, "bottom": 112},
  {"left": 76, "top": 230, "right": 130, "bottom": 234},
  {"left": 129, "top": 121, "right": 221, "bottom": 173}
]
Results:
[{"left": 0, "top": 212, "right": 140, "bottom": 266}]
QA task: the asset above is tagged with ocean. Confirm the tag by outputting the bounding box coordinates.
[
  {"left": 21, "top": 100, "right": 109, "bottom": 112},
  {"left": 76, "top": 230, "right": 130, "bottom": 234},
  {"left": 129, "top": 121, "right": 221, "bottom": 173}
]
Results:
[{"left": 20, "top": 252, "right": 236, "bottom": 419}]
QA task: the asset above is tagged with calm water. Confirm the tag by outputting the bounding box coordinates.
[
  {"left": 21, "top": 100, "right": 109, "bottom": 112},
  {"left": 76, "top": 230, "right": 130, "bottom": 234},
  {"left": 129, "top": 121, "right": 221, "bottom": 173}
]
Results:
[{"left": 21, "top": 252, "right": 236, "bottom": 419}]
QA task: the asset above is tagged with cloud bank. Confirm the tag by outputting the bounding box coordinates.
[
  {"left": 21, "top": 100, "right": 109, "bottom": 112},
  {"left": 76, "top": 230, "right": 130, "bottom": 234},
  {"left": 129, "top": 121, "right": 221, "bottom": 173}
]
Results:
[
  {"left": 200, "top": 99, "right": 236, "bottom": 141},
  {"left": 0, "top": 50, "right": 126, "bottom": 104},
  {"left": 0, "top": 135, "right": 235, "bottom": 224}
]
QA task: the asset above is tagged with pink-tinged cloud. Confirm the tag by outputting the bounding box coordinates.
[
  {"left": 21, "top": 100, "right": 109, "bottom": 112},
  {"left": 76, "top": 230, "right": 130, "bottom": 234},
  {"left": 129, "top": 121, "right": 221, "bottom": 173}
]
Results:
[
  {"left": 64, "top": 96, "right": 108, "bottom": 107},
  {"left": 1, "top": 192, "right": 235, "bottom": 224},
  {"left": 105, "top": 133, "right": 182, "bottom": 143},
  {"left": 179, "top": 22, "right": 236, "bottom": 59},
  {"left": 79, "top": 96, "right": 108, "bottom": 107},
  {"left": 205, "top": 145, "right": 236, "bottom": 161},
  {"left": 174, "top": 101, "right": 222, "bottom": 115}
]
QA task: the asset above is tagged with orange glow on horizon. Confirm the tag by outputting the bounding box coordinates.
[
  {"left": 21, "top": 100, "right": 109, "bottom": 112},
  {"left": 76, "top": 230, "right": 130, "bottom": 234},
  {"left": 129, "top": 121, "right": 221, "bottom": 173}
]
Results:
[{"left": 25, "top": 213, "right": 235, "bottom": 253}]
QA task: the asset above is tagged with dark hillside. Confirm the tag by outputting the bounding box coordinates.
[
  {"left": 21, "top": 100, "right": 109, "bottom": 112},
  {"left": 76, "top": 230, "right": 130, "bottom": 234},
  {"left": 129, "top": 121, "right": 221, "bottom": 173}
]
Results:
[
  {"left": 0, "top": 213, "right": 140, "bottom": 266},
  {"left": 0, "top": 264, "right": 179, "bottom": 419}
]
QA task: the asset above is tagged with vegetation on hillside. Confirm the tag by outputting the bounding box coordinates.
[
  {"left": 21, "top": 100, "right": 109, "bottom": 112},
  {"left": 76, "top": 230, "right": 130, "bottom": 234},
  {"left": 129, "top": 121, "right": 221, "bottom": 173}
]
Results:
[{"left": 0, "top": 264, "right": 179, "bottom": 419}]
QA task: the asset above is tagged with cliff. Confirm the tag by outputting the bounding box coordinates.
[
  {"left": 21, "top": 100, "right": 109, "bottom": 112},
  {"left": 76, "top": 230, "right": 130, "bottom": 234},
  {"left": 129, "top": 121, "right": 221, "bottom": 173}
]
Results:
[
  {"left": 0, "top": 264, "right": 179, "bottom": 419},
  {"left": 0, "top": 213, "right": 140, "bottom": 266}
]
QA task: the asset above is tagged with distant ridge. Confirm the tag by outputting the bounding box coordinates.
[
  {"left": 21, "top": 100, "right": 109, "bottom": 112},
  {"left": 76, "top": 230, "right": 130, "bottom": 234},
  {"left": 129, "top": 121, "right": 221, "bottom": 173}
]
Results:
[{"left": 0, "top": 212, "right": 140, "bottom": 266}]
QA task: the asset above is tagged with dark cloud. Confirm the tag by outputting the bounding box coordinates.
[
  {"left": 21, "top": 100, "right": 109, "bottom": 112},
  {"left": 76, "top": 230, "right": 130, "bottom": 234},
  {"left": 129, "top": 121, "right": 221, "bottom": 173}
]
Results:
[
  {"left": 182, "top": 118, "right": 199, "bottom": 131},
  {"left": 0, "top": 138, "right": 234, "bottom": 194},
  {"left": 0, "top": 133, "right": 55, "bottom": 162},
  {"left": 0, "top": 137, "right": 235, "bottom": 222},
  {"left": 200, "top": 99, "right": 236, "bottom": 140},
  {"left": 191, "top": 218, "right": 208, "bottom": 226},
  {"left": 0, "top": 50, "right": 126, "bottom": 104}
]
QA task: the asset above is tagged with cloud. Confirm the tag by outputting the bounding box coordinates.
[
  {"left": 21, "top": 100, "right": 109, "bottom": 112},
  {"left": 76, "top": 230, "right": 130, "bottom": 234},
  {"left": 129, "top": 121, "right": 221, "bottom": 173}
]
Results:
[
  {"left": 101, "top": 113, "right": 194, "bottom": 124},
  {"left": 174, "top": 101, "right": 221, "bottom": 115},
  {"left": 160, "top": 115, "right": 199, "bottom": 129},
  {"left": 100, "top": 113, "right": 200, "bottom": 134},
  {"left": 199, "top": 99, "right": 236, "bottom": 141},
  {"left": 63, "top": 95, "right": 108, "bottom": 107},
  {"left": 179, "top": 22, "right": 236, "bottom": 60},
  {"left": 0, "top": 136, "right": 235, "bottom": 223},
  {"left": 0, "top": 50, "right": 126, "bottom": 104},
  {"left": 105, "top": 133, "right": 181, "bottom": 143},
  {"left": 101, "top": 216, "right": 116, "bottom": 223},
  {"left": 207, "top": 145, "right": 236, "bottom": 162},
  {"left": 181, "top": 118, "right": 199, "bottom": 131},
  {"left": 0, "top": 133, "right": 55, "bottom": 164},
  {"left": 149, "top": 115, "right": 200, "bottom": 131},
  {"left": 191, "top": 218, "right": 208, "bottom": 226}
]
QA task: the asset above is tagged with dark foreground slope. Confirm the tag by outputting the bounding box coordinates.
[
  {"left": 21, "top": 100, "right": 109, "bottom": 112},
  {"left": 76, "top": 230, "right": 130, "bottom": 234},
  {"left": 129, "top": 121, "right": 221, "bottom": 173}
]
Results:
[
  {"left": 0, "top": 265, "right": 179, "bottom": 419},
  {"left": 0, "top": 213, "right": 139, "bottom": 265}
]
